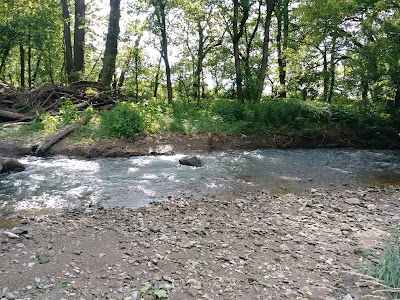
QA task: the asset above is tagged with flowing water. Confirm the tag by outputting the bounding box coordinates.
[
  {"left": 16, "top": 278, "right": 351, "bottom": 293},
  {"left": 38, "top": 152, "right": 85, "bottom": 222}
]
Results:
[{"left": 1, "top": 149, "right": 400, "bottom": 217}]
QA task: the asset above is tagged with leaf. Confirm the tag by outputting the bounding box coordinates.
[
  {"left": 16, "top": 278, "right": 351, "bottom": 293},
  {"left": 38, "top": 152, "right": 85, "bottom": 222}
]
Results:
[
  {"left": 153, "top": 289, "right": 168, "bottom": 299},
  {"left": 60, "top": 281, "right": 71, "bottom": 288},
  {"left": 140, "top": 282, "right": 152, "bottom": 294}
]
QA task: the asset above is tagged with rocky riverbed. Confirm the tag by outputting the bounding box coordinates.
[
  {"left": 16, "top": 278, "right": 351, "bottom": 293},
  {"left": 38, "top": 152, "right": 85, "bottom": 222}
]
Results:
[{"left": 1, "top": 187, "right": 399, "bottom": 300}]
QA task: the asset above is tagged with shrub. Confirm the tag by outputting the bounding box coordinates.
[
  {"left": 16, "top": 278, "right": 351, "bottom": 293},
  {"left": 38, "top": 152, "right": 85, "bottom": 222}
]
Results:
[{"left": 100, "top": 102, "right": 144, "bottom": 139}]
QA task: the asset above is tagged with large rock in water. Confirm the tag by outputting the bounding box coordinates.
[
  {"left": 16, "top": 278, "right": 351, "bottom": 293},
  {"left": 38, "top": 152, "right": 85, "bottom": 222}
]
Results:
[
  {"left": 179, "top": 156, "right": 203, "bottom": 167},
  {"left": 0, "top": 158, "right": 25, "bottom": 174}
]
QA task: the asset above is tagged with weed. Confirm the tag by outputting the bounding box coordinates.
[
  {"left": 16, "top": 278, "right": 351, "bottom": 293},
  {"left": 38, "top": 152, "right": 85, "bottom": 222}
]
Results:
[{"left": 370, "top": 230, "right": 400, "bottom": 299}]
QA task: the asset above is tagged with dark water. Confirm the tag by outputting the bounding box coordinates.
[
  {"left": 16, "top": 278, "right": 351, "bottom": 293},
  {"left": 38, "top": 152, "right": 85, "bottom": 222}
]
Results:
[{"left": 0, "top": 149, "right": 399, "bottom": 215}]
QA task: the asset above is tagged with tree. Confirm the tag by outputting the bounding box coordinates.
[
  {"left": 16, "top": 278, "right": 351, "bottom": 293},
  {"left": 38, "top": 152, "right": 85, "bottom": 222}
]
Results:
[
  {"left": 255, "top": 0, "right": 275, "bottom": 103},
  {"left": 73, "top": 0, "right": 86, "bottom": 78},
  {"left": 150, "top": 0, "right": 173, "bottom": 103},
  {"left": 179, "top": 0, "right": 225, "bottom": 104},
  {"left": 99, "top": 0, "right": 121, "bottom": 87},
  {"left": 61, "top": 0, "right": 73, "bottom": 81},
  {"left": 275, "top": 0, "right": 289, "bottom": 98},
  {"left": 231, "top": 0, "right": 250, "bottom": 103}
]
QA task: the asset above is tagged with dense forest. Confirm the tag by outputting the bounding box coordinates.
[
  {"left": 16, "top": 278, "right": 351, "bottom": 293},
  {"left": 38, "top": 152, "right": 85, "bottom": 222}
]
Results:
[{"left": 0, "top": 0, "right": 399, "bottom": 147}]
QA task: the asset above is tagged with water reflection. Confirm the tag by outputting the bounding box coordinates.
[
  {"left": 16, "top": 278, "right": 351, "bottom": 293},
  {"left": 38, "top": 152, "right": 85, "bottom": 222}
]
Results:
[{"left": 0, "top": 149, "right": 399, "bottom": 214}]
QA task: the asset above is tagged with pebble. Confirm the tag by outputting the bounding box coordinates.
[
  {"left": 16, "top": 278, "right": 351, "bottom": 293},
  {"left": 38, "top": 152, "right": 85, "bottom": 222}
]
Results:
[
  {"left": 2, "top": 231, "right": 19, "bottom": 239},
  {"left": 36, "top": 253, "right": 50, "bottom": 264},
  {"left": 345, "top": 198, "right": 361, "bottom": 205},
  {"left": 0, "top": 187, "right": 397, "bottom": 300},
  {"left": 10, "top": 227, "right": 28, "bottom": 235}
]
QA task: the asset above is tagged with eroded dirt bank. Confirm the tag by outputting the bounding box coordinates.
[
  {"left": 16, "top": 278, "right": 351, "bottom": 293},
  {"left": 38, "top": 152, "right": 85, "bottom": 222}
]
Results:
[
  {"left": 2, "top": 131, "right": 396, "bottom": 158},
  {"left": 1, "top": 187, "right": 399, "bottom": 300}
]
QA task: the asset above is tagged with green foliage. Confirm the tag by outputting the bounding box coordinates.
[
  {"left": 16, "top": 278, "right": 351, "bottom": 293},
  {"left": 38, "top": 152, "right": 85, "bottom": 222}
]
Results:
[
  {"left": 0, "top": 120, "right": 44, "bottom": 143},
  {"left": 139, "top": 282, "right": 168, "bottom": 299},
  {"left": 40, "top": 99, "right": 80, "bottom": 134},
  {"left": 117, "top": 98, "right": 399, "bottom": 141},
  {"left": 100, "top": 101, "right": 145, "bottom": 139},
  {"left": 370, "top": 231, "right": 400, "bottom": 299},
  {"left": 60, "top": 281, "right": 72, "bottom": 289}
]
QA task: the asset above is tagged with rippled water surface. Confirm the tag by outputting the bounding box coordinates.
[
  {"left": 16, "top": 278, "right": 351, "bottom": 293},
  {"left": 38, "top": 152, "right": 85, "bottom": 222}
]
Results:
[{"left": 0, "top": 149, "right": 399, "bottom": 214}]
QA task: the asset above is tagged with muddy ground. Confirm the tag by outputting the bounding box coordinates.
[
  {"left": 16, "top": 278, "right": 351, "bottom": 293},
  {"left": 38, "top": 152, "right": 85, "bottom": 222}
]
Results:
[{"left": 1, "top": 186, "right": 399, "bottom": 300}]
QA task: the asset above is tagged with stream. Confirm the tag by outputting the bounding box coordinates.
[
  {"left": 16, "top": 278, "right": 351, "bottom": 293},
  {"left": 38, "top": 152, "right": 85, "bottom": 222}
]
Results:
[{"left": 1, "top": 149, "right": 400, "bottom": 216}]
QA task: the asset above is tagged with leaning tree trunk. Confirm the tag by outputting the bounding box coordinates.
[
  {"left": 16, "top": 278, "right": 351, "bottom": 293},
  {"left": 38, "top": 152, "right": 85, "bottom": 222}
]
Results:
[
  {"left": 159, "top": 2, "right": 173, "bottom": 103},
  {"left": 99, "top": 0, "right": 121, "bottom": 87},
  {"left": 255, "top": 0, "right": 275, "bottom": 103},
  {"left": 73, "top": 0, "right": 86, "bottom": 78}
]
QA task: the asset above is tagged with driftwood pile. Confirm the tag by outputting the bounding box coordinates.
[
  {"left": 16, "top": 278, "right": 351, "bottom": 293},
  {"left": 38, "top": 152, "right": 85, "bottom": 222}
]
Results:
[{"left": 0, "top": 81, "right": 117, "bottom": 123}]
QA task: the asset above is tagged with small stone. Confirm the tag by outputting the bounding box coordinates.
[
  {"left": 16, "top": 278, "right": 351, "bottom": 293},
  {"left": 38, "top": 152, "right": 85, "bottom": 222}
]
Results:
[
  {"left": 342, "top": 294, "right": 353, "bottom": 300},
  {"left": 125, "top": 291, "right": 139, "bottom": 300},
  {"left": 3, "top": 231, "right": 19, "bottom": 239},
  {"left": 344, "top": 198, "right": 360, "bottom": 205},
  {"left": 99, "top": 253, "right": 106, "bottom": 258},
  {"left": 279, "top": 244, "right": 290, "bottom": 253},
  {"left": 11, "top": 227, "right": 28, "bottom": 235},
  {"left": 36, "top": 253, "right": 50, "bottom": 264},
  {"left": 150, "top": 227, "right": 161, "bottom": 233},
  {"left": 187, "top": 287, "right": 199, "bottom": 297}
]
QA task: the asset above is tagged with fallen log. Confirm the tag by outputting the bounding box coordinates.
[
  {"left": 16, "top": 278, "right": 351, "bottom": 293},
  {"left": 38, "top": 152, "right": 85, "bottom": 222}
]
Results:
[
  {"left": 32, "top": 119, "right": 86, "bottom": 156},
  {"left": 1, "top": 120, "right": 34, "bottom": 129},
  {"left": 0, "top": 109, "right": 32, "bottom": 122}
]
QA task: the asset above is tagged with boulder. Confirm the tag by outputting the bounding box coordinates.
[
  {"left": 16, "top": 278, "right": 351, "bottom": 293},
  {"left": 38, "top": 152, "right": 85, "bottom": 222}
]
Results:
[
  {"left": 0, "top": 158, "right": 25, "bottom": 174},
  {"left": 179, "top": 156, "right": 203, "bottom": 167}
]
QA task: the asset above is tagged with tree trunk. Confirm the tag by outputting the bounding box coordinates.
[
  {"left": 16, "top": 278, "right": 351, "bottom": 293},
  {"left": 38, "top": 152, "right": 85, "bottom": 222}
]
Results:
[
  {"left": 232, "top": 0, "right": 249, "bottom": 103},
  {"left": 61, "top": 0, "right": 73, "bottom": 81},
  {"left": 19, "top": 43, "right": 25, "bottom": 88},
  {"left": 327, "top": 34, "right": 337, "bottom": 103},
  {"left": 99, "top": 0, "right": 121, "bottom": 87},
  {"left": 28, "top": 30, "right": 32, "bottom": 88},
  {"left": 361, "top": 77, "right": 368, "bottom": 103},
  {"left": 159, "top": 2, "right": 173, "bottom": 103},
  {"left": 276, "top": 0, "right": 288, "bottom": 98},
  {"left": 134, "top": 49, "right": 139, "bottom": 100},
  {"left": 32, "top": 55, "right": 41, "bottom": 85},
  {"left": 0, "top": 42, "right": 11, "bottom": 77},
  {"left": 195, "top": 20, "right": 204, "bottom": 106},
  {"left": 152, "top": 56, "right": 161, "bottom": 98},
  {"left": 322, "top": 48, "right": 329, "bottom": 102},
  {"left": 33, "top": 119, "right": 86, "bottom": 156},
  {"left": 73, "top": 0, "right": 86, "bottom": 77},
  {"left": 255, "top": 0, "right": 275, "bottom": 103},
  {"left": 394, "top": 84, "right": 400, "bottom": 110}
]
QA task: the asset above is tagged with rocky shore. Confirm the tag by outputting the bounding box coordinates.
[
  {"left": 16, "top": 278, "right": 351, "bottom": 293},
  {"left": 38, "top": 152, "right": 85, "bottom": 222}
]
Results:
[{"left": 1, "top": 187, "right": 399, "bottom": 300}]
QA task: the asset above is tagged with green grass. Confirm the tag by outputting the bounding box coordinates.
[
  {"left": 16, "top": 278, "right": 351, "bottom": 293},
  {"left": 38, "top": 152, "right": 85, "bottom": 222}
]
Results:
[
  {"left": 369, "top": 231, "right": 400, "bottom": 299},
  {"left": 3, "top": 97, "right": 399, "bottom": 146}
]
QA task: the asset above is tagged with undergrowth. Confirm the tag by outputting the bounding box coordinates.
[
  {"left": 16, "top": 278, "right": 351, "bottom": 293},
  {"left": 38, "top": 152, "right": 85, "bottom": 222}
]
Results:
[{"left": 3, "top": 97, "right": 399, "bottom": 145}]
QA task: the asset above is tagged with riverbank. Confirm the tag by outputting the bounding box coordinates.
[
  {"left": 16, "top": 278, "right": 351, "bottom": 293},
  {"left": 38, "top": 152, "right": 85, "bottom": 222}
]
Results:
[
  {"left": 1, "top": 130, "right": 399, "bottom": 159},
  {"left": 1, "top": 187, "right": 399, "bottom": 300}
]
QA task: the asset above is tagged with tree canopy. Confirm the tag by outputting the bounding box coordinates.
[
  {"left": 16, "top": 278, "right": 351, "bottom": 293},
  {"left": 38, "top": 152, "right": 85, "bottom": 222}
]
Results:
[{"left": 0, "top": 0, "right": 399, "bottom": 106}]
